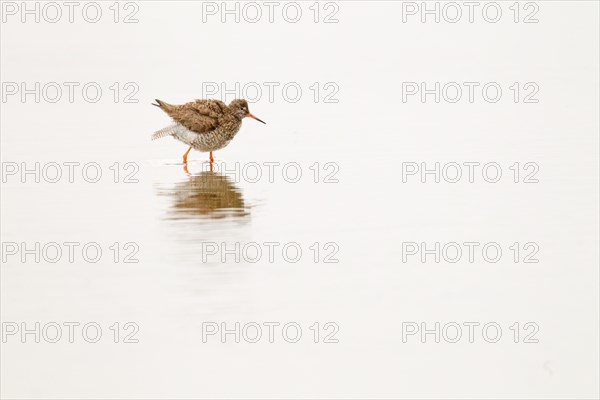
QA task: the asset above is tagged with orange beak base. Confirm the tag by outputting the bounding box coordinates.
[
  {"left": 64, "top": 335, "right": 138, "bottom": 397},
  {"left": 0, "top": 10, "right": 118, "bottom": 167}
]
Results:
[{"left": 246, "top": 113, "right": 266, "bottom": 124}]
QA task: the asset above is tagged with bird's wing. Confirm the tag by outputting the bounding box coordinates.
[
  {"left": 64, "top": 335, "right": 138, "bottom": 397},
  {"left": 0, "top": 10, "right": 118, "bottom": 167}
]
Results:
[{"left": 167, "top": 100, "right": 225, "bottom": 134}]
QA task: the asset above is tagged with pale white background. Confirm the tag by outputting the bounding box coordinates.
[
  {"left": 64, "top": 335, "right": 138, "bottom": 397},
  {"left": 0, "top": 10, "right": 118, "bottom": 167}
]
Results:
[{"left": 1, "top": 1, "right": 599, "bottom": 399}]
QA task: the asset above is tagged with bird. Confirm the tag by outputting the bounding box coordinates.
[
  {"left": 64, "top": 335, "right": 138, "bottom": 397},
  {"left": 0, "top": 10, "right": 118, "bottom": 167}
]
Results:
[{"left": 151, "top": 98, "right": 265, "bottom": 163}]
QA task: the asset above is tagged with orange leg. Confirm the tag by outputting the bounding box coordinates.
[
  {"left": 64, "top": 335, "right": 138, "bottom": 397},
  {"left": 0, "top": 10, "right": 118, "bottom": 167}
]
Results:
[
  {"left": 182, "top": 146, "right": 192, "bottom": 164},
  {"left": 209, "top": 151, "right": 214, "bottom": 163}
]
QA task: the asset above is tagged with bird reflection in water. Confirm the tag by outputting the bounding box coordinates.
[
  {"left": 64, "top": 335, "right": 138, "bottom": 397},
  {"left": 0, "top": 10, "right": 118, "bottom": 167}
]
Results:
[{"left": 159, "top": 163, "right": 249, "bottom": 220}]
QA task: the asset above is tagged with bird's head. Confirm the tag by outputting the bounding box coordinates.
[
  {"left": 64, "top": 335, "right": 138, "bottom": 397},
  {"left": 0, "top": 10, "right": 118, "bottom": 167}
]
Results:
[{"left": 229, "top": 99, "right": 266, "bottom": 124}]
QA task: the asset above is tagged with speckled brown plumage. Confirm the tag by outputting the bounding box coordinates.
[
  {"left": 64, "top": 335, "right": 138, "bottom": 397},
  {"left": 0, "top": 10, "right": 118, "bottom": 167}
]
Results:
[{"left": 151, "top": 98, "right": 265, "bottom": 163}]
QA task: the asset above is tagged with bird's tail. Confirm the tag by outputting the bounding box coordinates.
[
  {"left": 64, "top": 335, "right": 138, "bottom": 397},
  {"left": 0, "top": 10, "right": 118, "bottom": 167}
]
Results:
[
  {"left": 151, "top": 124, "right": 178, "bottom": 140},
  {"left": 152, "top": 99, "right": 175, "bottom": 112}
]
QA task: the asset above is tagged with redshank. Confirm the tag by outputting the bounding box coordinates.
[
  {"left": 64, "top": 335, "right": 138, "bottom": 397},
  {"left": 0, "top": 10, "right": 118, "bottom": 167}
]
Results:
[{"left": 151, "top": 98, "right": 265, "bottom": 163}]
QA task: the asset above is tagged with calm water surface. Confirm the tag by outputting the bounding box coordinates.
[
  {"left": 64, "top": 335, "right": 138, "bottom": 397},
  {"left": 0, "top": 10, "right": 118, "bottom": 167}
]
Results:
[{"left": 1, "top": 1, "right": 598, "bottom": 398}]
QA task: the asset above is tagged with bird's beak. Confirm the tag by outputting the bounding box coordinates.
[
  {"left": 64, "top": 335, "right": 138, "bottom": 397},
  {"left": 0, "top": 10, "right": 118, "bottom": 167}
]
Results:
[{"left": 246, "top": 113, "right": 266, "bottom": 124}]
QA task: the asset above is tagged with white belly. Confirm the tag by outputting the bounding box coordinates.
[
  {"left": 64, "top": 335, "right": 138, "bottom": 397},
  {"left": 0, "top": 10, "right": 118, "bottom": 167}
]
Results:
[
  {"left": 168, "top": 123, "right": 199, "bottom": 146},
  {"left": 158, "top": 122, "right": 236, "bottom": 152}
]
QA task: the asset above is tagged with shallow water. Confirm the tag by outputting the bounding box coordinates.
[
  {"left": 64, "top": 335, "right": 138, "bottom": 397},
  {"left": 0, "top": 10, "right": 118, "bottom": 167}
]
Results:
[{"left": 1, "top": 1, "right": 599, "bottom": 398}]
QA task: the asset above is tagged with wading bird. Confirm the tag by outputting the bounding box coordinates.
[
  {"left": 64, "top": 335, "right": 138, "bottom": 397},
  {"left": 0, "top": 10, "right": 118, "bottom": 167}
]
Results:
[{"left": 152, "top": 98, "right": 265, "bottom": 163}]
